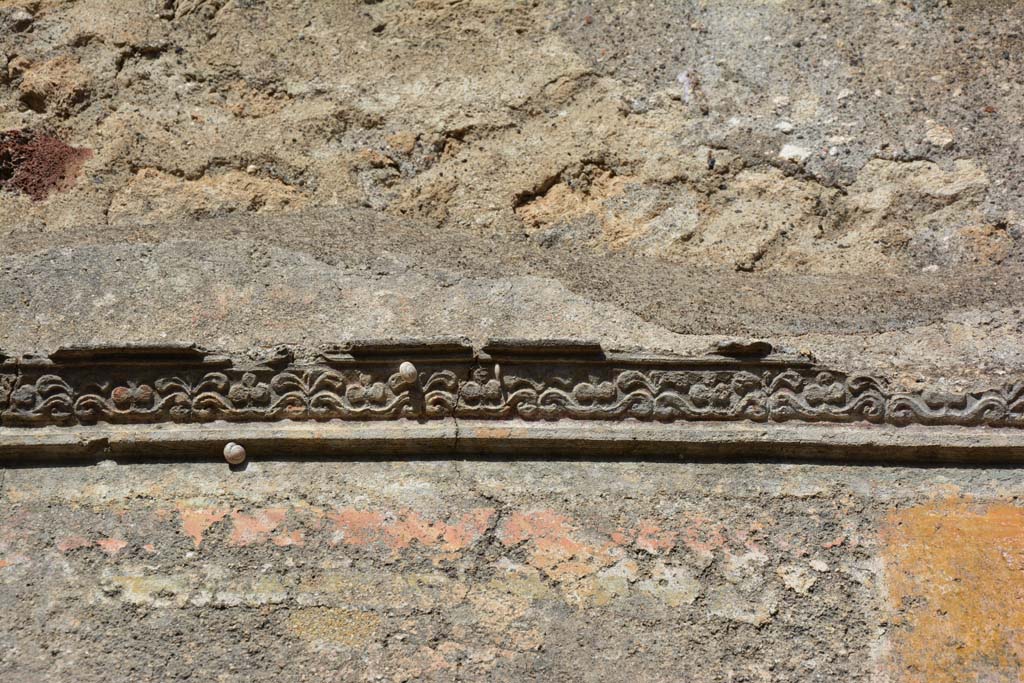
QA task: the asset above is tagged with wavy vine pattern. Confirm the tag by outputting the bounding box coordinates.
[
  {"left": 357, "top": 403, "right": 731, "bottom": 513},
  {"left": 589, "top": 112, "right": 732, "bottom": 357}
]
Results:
[{"left": 3, "top": 362, "right": 1024, "bottom": 429}]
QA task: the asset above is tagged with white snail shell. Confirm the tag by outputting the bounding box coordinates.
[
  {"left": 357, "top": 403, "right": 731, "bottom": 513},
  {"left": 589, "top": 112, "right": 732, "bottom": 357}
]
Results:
[
  {"left": 399, "top": 361, "right": 418, "bottom": 385},
  {"left": 223, "top": 441, "right": 246, "bottom": 465}
]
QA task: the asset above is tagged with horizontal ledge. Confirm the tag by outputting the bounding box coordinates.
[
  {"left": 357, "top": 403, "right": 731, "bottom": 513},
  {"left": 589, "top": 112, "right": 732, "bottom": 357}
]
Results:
[{"left": 2, "top": 419, "right": 1024, "bottom": 464}]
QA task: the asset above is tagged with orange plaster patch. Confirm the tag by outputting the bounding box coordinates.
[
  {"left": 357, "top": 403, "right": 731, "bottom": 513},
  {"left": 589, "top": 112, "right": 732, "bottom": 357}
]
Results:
[
  {"left": 272, "top": 530, "right": 305, "bottom": 547},
  {"left": 0, "top": 555, "right": 29, "bottom": 569},
  {"left": 229, "top": 508, "right": 287, "bottom": 546},
  {"left": 635, "top": 522, "right": 677, "bottom": 554},
  {"left": 822, "top": 535, "right": 845, "bottom": 549},
  {"left": 441, "top": 508, "right": 495, "bottom": 551},
  {"left": 680, "top": 517, "right": 726, "bottom": 562},
  {"left": 386, "top": 511, "right": 443, "bottom": 549},
  {"left": 96, "top": 538, "right": 128, "bottom": 555},
  {"left": 471, "top": 427, "right": 513, "bottom": 439},
  {"left": 499, "top": 510, "right": 618, "bottom": 581},
  {"left": 882, "top": 498, "right": 1024, "bottom": 683},
  {"left": 56, "top": 536, "right": 91, "bottom": 553},
  {"left": 610, "top": 529, "right": 631, "bottom": 546},
  {"left": 328, "top": 508, "right": 386, "bottom": 546},
  {"left": 177, "top": 505, "right": 229, "bottom": 548},
  {"left": 328, "top": 507, "right": 495, "bottom": 553}
]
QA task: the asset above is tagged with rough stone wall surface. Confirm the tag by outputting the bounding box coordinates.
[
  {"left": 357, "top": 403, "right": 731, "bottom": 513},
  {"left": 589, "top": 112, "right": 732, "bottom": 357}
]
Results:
[
  {"left": 2, "top": 459, "right": 1023, "bottom": 683},
  {"left": 1, "top": 0, "right": 1023, "bottom": 388},
  {"left": 2, "top": 0, "right": 1023, "bottom": 272}
]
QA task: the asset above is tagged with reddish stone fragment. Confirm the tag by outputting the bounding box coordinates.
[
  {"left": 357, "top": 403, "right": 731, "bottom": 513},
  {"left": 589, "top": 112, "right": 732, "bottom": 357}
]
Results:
[{"left": 0, "top": 129, "right": 91, "bottom": 200}]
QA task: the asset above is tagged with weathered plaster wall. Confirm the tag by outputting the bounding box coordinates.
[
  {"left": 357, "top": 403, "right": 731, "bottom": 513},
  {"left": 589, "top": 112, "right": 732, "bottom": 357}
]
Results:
[
  {"left": 2, "top": 0, "right": 1023, "bottom": 278},
  {"left": 2, "top": 0, "right": 1023, "bottom": 386},
  {"left": 1, "top": 458, "right": 1022, "bottom": 682},
  {"left": 3, "top": 0, "right": 1024, "bottom": 679}
]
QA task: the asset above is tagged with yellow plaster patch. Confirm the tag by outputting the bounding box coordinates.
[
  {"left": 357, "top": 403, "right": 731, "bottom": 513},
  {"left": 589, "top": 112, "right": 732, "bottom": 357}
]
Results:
[{"left": 882, "top": 498, "right": 1024, "bottom": 683}]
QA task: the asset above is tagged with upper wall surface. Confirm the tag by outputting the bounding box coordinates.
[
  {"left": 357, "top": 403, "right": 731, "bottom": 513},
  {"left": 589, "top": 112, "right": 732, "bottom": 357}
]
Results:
[
  {"left": 1, "top": 0, "right": 1022, "bottom": 276},
  {"left": 1, "top": 0, "right": 1023, "bottom": 388}
]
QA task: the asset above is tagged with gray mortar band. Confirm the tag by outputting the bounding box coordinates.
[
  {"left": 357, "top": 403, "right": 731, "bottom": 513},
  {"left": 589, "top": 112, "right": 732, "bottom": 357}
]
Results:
[{"left": 1, "top": 339, "right": 1023, "bottom": 462}]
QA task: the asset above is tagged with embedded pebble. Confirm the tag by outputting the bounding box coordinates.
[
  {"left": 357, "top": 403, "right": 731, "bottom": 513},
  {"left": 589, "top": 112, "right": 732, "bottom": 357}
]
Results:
[{"left": 779, "top": 144, "right": 811, "bottom": 163}]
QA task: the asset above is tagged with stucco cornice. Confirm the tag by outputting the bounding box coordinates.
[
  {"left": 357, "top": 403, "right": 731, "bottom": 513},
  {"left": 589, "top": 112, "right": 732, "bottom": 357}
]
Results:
[{"left": 2, "top": 339, "right": 1023, "bottom": 462}]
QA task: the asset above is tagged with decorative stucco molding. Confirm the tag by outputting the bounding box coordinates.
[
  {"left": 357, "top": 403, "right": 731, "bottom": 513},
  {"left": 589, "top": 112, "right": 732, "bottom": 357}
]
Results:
[{"left": 1, "top": 339, "right": 1022, "bottom": 430}]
